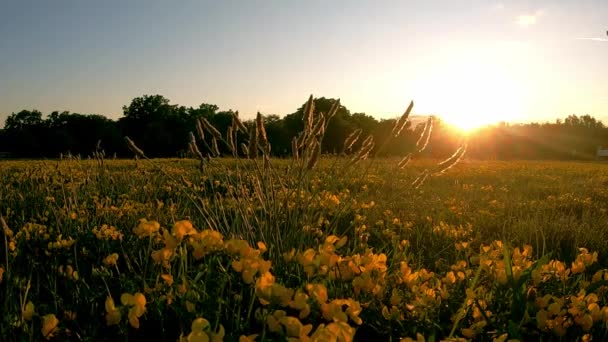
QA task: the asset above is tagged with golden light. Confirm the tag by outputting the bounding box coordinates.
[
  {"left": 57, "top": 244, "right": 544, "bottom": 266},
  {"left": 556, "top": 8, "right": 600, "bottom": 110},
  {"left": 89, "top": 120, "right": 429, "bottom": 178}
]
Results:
[
  {"left": 415, "top": 57, "right": 525, "bottom": 134},
  {"left": 516, "top": 14, "right": 537, "bottom": 27}
]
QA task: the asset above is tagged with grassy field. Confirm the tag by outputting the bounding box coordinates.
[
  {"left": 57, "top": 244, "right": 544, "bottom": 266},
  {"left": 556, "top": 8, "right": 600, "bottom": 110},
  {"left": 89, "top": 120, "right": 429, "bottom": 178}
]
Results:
[{"left": 1, "top": 157, "right": 608, "bottom": 341}]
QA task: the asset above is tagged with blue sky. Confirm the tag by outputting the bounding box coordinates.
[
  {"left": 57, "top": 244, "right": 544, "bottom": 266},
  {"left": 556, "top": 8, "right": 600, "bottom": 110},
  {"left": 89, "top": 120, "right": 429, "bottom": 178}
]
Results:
[{"left": 0, "top": 0, "right": 607, "bottom": 127}]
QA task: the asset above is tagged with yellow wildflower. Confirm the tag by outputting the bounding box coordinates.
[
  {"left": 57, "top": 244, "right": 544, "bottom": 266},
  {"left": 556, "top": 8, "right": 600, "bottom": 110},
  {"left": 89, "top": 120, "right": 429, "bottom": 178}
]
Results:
[
  {"left": 280, "top": 316, "right": 313, "bottom": 338},
  {"left": 151, "top": 230, "right": 178, "bottom": 268},
  {"left": 283, "top": 248, "right": 296, "bottom": 262},
  {"left": 305, "top": 283, "right": 328, "bottom": 304},
  {"left": 181, "top": 317, "right": 225, "bottom": 342},
  {"left": 133, "top": 219, "right": 160, "bottom": 238},
  {"left": 401, "top": 333, "right": 425, "bottom": 342},
  {"left": 289, "top": 290, "right": 311, "bottom": 319},
  {"left": 173, "top": 220, "right": 196, "bottom": 240},
  {"left": 267, "top": 310, "right": 286, "bottom": 333},
  {"left": 41, "top": 314, "right": 59, "bottom": 339},
  {"left": 161, "top": 274, "right": 174, "bottom": 286},
  {"left": 22, "top": 301, "right": 35, "bottom": 321},
  {"left": 336, "top": 236, "right": 348, "bottom": 249},
  {"left": 120, "top": 292, "right": 146, "bottom": 328},
  {"left": 103, "top": 253, "right": 119, "bottom": 267},
  {"left": 105, "top": 296, "right": 121, "bottom": 326},
  {"left": 239, "top": 335, "right": 258, "bottom": 342},
  {"left": 191, "top": 229, "right": 224, "bottom": 259},
  {"left": 312, "top": 322, "right": 355, "bottom": 342},
  {"left": 257, "top": 241, "right": 267, "bottom": 254},
  {"left": 492, "top": 333, "right": 508, "bottom": 342}
]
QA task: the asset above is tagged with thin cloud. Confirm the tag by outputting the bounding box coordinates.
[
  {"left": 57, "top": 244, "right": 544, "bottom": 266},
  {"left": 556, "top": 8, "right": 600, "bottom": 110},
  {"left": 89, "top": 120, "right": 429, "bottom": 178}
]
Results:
[{"left": 576, "top": 37, "right": 608, "bottom": 42}]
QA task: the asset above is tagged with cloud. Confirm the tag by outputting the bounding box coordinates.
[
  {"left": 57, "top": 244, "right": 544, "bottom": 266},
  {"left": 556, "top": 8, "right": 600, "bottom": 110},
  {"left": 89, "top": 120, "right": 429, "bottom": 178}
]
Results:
[
  {"left": 515, "top": 14, "right": 537, "bottom": 27},
  {"left": 576, "top": 37, "right": 608, "bottom": 42}
]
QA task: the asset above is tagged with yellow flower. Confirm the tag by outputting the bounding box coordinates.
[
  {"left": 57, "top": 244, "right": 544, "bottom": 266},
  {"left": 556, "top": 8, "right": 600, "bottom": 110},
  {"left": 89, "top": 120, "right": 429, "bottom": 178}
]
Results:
[
  {"left": 289, "top": 290, "right": 311, "bottom": 319},
  {"left": 279, "top": 316, "right": 312, "bottom": 338},
  {"left": 120, "top": 292, "right": 146, "bottom": 328},
  {"left": 400, "top": 333, "right": 425, "bottom": 342},
  {"left": 239, "top": 335, "right": 259, "bottom": 342},
  {"left": 298, "top": 249, "right": 318, "bottom": 277},
  {"left": 255, "top": 272, "right": 293, "bottom": 306},
  {"left": 325, "top": 235, "right": 340, "bottom": 245},
  {"left": 41, "top": 314, "right": 59, "bottom": 339},
  {"left": 571, "top": 260, "right": 585, "bottom": 274},
  {"left": 492, "top": 333, "right": 508, "bottom": 342},
  {"left": 105, "top": 296, "right": 121, "bottom": 326},
  {"left": 267, "top": 310, "right": 286, "bottom": 333},
  {"left": 151, "top": 230, "right": 178, "bottom": 268},
  {"left": 574, "top": 313, "right": 593, "bottom": 331},
  {"left": 133, "top": 218, "right": 160, "bottom": 238},
  {"left": 191, "top": 230, "right": 224, "bottom": 259},
  {"left": 161, "top": 274, "right": 174, "bottom": 286},
  {"left": 335, "top": 236, "right": 348, "bottom": 249},
  {"left": 305, "top": 283, "right": 328, "bottom": 304},
  {"left": 257, "top": 241, "right": 267, "bottom": 254},
  {"left": 283, "top": 248, "right": 296, "bottom": 262},
  {"left": 22, "top": 301, "right": 35, "bottom": 321},
  {"left": 181, "top": 317, "right": 221, "bottom": 342},
  {"left": 315, "top": 322, "right": 355, "bottom": 342},
  {"left": 93, "top": 224, "right": 123, "bottom": 241},
  {"left": 103, "top": 253, "right": 119, "bottom": 267},
  {"left": 173, "top": 220, "right": 196, "bottom": 240}
]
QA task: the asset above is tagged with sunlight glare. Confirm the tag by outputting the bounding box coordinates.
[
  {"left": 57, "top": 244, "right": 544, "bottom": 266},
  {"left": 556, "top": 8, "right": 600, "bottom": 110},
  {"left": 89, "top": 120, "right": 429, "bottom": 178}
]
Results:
[{"left": 415, "top": 57, "right": 525, "bottom": 134}]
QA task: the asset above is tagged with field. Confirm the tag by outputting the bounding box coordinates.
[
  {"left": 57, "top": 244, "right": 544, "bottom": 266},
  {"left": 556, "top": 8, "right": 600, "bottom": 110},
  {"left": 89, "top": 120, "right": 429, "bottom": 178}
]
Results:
[{"left": 1, "top": 157, "right": 608, "bottom": 341}]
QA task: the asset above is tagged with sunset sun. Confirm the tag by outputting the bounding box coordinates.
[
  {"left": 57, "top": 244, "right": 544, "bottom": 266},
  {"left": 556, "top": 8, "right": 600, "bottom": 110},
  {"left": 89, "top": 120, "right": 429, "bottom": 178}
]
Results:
[{"left": 416, "top": 57, "right": 525, "bottom": 133}]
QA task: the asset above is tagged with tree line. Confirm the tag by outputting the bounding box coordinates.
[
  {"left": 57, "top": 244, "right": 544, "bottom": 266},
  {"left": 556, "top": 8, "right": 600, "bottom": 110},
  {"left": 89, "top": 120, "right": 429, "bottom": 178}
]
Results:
[{"left": 1, "top": 94, "right": 607, "bottom": 160}]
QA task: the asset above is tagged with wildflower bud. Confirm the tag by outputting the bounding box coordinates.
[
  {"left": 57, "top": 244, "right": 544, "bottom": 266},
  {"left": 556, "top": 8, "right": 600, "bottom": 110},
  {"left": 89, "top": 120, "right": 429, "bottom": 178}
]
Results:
[{"left": 527, "top": 287, "right": 537, "bottom": 302}]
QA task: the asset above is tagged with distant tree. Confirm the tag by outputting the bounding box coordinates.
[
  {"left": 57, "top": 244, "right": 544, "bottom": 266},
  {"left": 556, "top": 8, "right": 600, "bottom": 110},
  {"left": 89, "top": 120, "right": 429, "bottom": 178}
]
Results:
[
  {"left": 3, "top": 94, "right": 607, "bottom": 160},
  {"left": 3, "top": 110, "right": 45, "bottom": 157},
  {"left": 120, "top": 95, "right": 187, "bottom": 156},
  {"left": 4, "top": 110, "right": 43, "bottom": 130}
]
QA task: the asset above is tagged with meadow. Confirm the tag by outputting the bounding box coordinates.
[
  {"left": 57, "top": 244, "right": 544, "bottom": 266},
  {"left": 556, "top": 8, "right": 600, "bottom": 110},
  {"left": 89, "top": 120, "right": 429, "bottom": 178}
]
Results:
[{"left": 1, "top": 154, "right": 608, "bottom": 341}]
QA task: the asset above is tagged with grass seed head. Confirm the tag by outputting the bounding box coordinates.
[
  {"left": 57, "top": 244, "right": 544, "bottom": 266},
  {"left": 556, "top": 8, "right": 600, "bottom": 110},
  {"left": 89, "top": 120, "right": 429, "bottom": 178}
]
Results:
[
  {"left": 195, "top": 118, "right": 206, "bottom": 141},
  {"left": 201, "top": 118, "right": 223, "bottom": 141},
  {"left": 416, "top": 116, "right": 433, "bottom": 153},
  {"left": 232, "top": 111, "right": 248, "bottom": 133},
  {"left": 391, "top": 100, "right": 414, "bottom": 137},
  {"left": 344, "top": 129, "right": 362, "bottom": 152},
  {"left": 307, "top": 140, "right": 321, "bottom": 170},
  {"left": 303, "top": 95, "right": 315, "bottom": 133},
  {"left": 124, "top": 137, "right": 145, "bottom": 158}
]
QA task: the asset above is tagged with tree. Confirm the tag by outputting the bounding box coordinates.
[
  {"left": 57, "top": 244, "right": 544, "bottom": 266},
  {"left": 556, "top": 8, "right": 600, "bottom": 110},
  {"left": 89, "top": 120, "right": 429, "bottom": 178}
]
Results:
[{"left": 4, "top": 110, "right": 43, "bottom": 130}]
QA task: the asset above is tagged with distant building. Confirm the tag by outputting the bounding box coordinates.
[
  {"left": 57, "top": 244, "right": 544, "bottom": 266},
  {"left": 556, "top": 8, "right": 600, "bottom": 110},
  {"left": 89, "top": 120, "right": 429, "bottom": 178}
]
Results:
[
  {"left": 597, "top": 146, "right": 608, "bottom": 160},
  {"left": 0, "top": 152, "right": 10, "bottom": 159}
]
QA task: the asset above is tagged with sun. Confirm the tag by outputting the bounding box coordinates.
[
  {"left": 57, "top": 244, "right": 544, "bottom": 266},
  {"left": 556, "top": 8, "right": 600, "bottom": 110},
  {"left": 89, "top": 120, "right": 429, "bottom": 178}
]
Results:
[{"left": 414, "top": 57, "right": 525, "bottom": 133}]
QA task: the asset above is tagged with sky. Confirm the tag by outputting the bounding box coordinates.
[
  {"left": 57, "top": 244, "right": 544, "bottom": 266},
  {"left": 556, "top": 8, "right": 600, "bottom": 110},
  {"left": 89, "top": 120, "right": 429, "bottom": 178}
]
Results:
[{"left": 0, "top": 0, "right": 607, "bottom": 128}]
